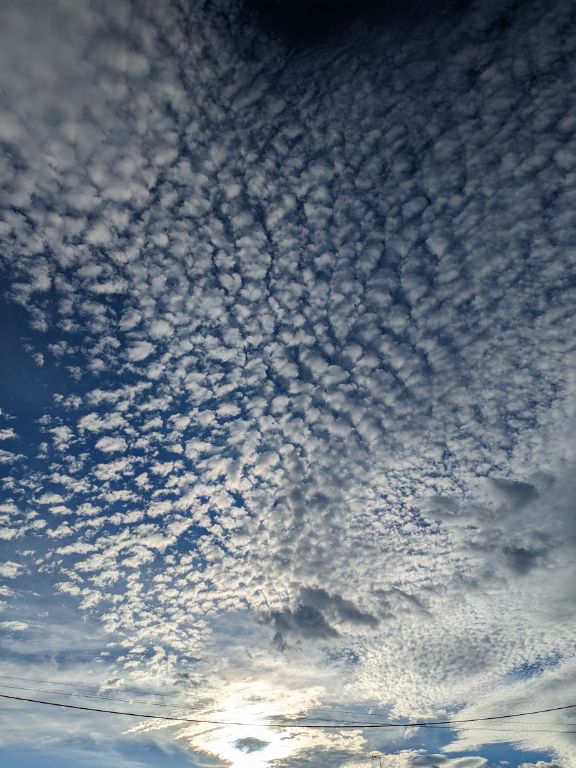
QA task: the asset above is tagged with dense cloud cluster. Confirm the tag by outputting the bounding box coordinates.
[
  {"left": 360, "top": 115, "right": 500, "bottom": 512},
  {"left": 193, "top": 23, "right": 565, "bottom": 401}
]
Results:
[{"left": 1, "top": 0, "right": 575, "bottom": 766}]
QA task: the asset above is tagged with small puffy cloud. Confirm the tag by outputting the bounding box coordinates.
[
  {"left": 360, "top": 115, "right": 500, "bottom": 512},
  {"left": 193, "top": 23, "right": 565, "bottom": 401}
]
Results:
[
  {"left": 149, "top": 319, "right": 173, "bottom": 339},
  {"left": 95, "top": 436, "right": 127, "bottom": 453},
  {"left": 78, "top": 412, "right": 126, "bottom": 433},
  {"left": 89, "top": 279, "right": 127, "bottom": 294},
  {"left": 0, "top": 527, "right": 19, "bottom": 540},
  {"left": 93, "top": 456, "right": 133, "bottom": 480},
  {"left": 0, "top": 561, "right": 24, "bottom": 579},
  {"left": 0, "top": 620, "right": 29, "bottom": 631},
  {"left": 85, "top": 222, "right": 112, "bottom": 246},
  {"left": 36, "top": 492, "right": 65, "bottom": 505},
  {"left": 217, "top": 402, "right": 241, "bottom": 418},
  {"left": 49, "top": 426, "right": 74, "bottom": 449},
  {"left": 126, "top": 341, "right": 155, "bottom": 361},
  {"left": 0, "top": 449, "right": 22, "bottom": 464}
]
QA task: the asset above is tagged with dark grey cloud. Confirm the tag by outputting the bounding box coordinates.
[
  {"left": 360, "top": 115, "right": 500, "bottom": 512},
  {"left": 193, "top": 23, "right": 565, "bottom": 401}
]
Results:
[
  {"left": 502, "top": 544, "right": 546, "bottom": 575},
  {"left": 268, "top": 587, "right": 378, "bottom": 648},
  {"left": 300, "top": 586, "right": 379, "bottom": 626},
  {"left": 485, "top": 477, "right": 539, "bottom": 509},
  {"left": 271, "top": 604, "right": 339, "bottom": 648},
  {"left": 234, "top": 736, "right": 269, "bottom": 753},
  {"left": 248, "top": 0, "right": 475, "bottom": 46}
]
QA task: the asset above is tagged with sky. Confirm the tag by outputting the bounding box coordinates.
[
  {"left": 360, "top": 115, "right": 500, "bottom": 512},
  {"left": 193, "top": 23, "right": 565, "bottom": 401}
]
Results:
[{"left": 0, "top": 0, "right": 575, "bottom": 766}]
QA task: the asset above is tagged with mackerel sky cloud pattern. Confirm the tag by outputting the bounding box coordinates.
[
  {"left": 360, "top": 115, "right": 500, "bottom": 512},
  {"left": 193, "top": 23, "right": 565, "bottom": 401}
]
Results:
[{"left": 1, "top": 0, "right": 575, "bottom": 766}]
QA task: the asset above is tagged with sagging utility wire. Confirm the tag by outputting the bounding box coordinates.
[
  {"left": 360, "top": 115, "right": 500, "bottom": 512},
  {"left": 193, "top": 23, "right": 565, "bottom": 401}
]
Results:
[
  {"left": 2, "top": 693, "right": 576, "bottom": 730},
  {"left": 0, "top": 681, "right": 193, "bottom": 709},
  {"left": 4, "top": 675, "right": 572, "bottom": 729}
]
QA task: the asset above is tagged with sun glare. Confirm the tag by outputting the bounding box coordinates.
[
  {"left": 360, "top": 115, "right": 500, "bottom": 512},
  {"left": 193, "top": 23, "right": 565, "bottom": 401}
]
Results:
[{"left": 187, "top": 682, "right": 321, "bottom": 767}]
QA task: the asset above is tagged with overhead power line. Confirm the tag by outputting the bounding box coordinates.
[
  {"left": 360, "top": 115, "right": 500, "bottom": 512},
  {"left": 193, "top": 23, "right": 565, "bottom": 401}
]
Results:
[
  {"left": 0, "top": 674, "right": 195, "bottom": 703},
  {"left": 1, "top": 688, "right": 574, "bottom": 732},
  {"left": 1, "top": 681, "right": 575, "bottom": 731},
  {"left": 0, "top": 682, "right": 192, "bottom": 709},
  {"left": 2, "top": 693, "right": 576, "bottom": 730},
  {"left": 4, "top": 675, "right": 572, "bottom": 729},
  {"left": 0, "top": 676, "right": 398, "bottom": 720},
  {"left": 0, "top": 673, "right": 170, "bottom": 692}
]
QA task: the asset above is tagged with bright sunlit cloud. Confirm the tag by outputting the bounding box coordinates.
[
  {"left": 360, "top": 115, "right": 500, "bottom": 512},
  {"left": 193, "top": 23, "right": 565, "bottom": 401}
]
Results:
[{"left": 180, "top": 680, "right": 331, "bottom": 766}]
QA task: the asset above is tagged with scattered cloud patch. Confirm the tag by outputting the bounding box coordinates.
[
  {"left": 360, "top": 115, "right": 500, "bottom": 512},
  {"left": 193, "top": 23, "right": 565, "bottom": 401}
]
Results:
[
  {"left": 0, "top": 0, "right": 575, "bottom": 766},
  {"left": 95, "top": 436, "right": 128, "bottom": 453}
]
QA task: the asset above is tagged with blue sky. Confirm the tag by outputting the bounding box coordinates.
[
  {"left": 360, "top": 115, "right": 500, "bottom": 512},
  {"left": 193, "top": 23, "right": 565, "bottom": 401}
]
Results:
[{"left": 0, "top": 0, "right": 575, "bottom": 766}]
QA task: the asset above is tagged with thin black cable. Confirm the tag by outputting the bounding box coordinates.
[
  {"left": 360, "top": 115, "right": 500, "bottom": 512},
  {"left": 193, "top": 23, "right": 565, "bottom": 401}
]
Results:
[
  {"left": 299, "top": 717, "right": 576, "bottom": 728},
  {"left": 0, "top": 675, "right": 366, "bottom": 716},
  {"left": 0, "top": 682, "right": 193, "bottom": 709},
  {"left": 420, "top": 726, "right": 576, "bottom": 734},
  {"left": 0, "top": 694, "right": 260, "bottom": 727},
  {"left": 15, "top": 675, "right": 569, "bottom": 725},
  {"left": 1, "top": 687, "right": 573, "bottom": 731},
  {"left": 431, "top": 703, "right": 576, "bottom": 726},
  {"left": 0, "top": 693, "right": 318, "bottom": 728},
  {"left": 0, "top": 676, "right": 492, "bottom": 722},
  {"left": 0, "top": 676, "right": 376, "bottom": 718},
  {"left": 0, "top": 674, "right": 185, "bottom": 701},
  {"left": 2, "top": 693, "right": 576, "bottom": 730},
  {"left": 3, "top": 681, "right": 576, "bottom": 730}
]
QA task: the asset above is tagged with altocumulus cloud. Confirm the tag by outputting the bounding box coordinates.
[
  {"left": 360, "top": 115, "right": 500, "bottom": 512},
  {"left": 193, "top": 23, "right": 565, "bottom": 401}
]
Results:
[{"left": 0, "top": 0, "right": 576, "bottom": 766}]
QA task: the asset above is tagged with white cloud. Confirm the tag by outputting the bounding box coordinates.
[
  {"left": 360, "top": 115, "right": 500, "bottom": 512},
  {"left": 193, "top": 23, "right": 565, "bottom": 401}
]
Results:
[
  {"left": 95, "top": 436, "right": 128, "bottom": 453},
  {"left": 127, "top": 342, "right": 155, "bottom": 362},
  {"left": 1, "top": 0, "right": 575, "bottom": 766},
  {"left": 0, "top": 562, "right": 24, "bottom": 579},
  {"left": 89, "top": 278, "right": 127, "bottom": 294},
  {"left": 0, "top": 620, "right": 29, "bottom": 631},
  {"left": 36, "top": 493, "right": 65, "bottom": 505},
  {"left": 0, "top": 449, "right": 22, "bottom": 464},
  {"left": 78, "top": 411, "right": 127, "bottom": 433},
  {"left": 149, "top": 319, "right": 173, "bottom": 339},
  {"left": 411, "top": 758, "right": 488, "bottom": 768}
]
